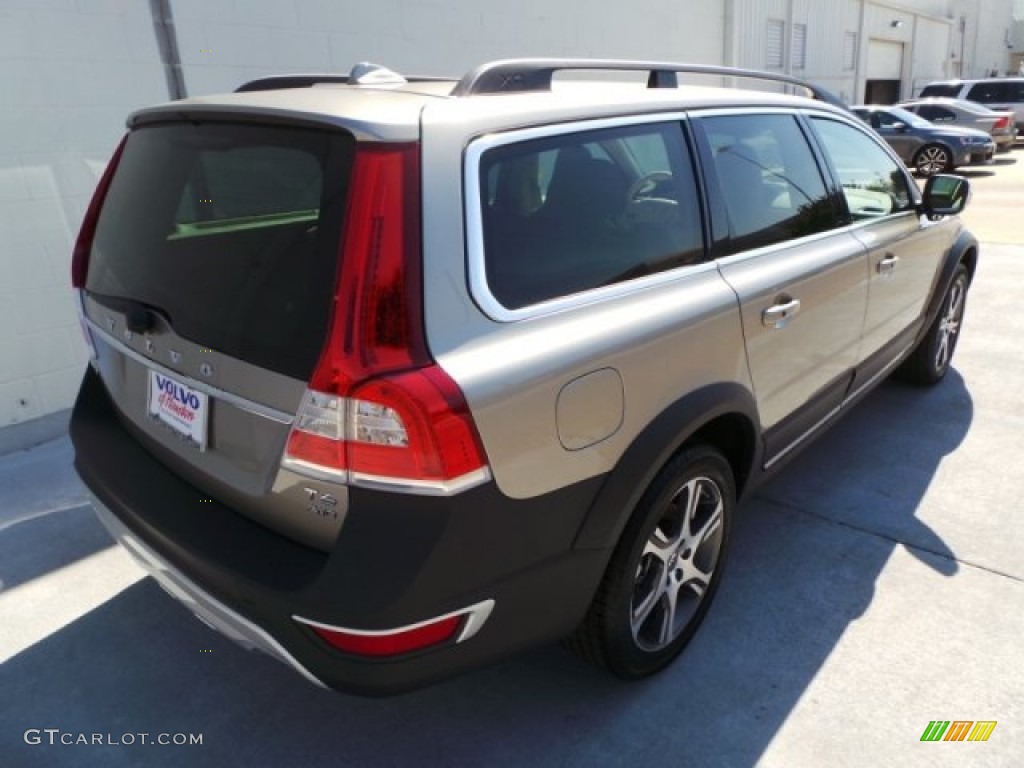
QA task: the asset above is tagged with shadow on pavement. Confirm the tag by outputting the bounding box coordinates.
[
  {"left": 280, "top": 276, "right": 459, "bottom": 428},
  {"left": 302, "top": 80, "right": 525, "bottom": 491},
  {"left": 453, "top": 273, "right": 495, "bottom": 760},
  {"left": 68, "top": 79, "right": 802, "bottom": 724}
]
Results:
[
  {"left": 956, "top": 168, "right": 995, "bottom": 178},
  {"left": 0, "top": 373, "right": 973, "bottom": 767},
  {"left": 0, "top": 504, "right": 108, "bottom": 593}
]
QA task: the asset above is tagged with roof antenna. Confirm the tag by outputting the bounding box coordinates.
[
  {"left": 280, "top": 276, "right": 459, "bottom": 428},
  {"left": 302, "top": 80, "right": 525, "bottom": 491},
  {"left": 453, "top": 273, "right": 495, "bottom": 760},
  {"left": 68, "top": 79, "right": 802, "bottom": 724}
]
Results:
[{"left": 349, "top": 62, "right": 407, "bottom": 86}]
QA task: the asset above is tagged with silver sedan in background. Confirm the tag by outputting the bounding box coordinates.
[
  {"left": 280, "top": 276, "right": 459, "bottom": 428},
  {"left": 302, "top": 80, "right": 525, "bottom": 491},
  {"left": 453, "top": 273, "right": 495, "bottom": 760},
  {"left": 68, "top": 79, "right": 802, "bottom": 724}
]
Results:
[{"left": 898, "top": 97, "right": 1018, "bottom": 152}]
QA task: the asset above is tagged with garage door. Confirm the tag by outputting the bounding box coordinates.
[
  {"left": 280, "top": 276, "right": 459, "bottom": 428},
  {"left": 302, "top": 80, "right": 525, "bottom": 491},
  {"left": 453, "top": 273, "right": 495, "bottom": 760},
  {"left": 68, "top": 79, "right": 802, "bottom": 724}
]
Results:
[{"left": 867, "top": 39, "right": 903, "bottom": 79}]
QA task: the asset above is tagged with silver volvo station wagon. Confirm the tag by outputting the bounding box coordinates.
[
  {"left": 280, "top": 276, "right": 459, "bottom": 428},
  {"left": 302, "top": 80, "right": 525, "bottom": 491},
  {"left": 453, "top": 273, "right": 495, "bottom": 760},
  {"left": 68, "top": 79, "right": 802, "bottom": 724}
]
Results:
[{"left": 70, "top": 59, "right": 977, "bottom": 695}]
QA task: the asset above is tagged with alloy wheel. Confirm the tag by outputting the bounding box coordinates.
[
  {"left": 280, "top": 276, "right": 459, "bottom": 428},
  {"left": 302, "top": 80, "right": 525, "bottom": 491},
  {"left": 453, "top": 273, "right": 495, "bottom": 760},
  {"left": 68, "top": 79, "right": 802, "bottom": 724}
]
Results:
[
  {"left": 935, "top": 273, "right": 966, "bottom": 373},
  {"left": 630, "top": 476, "right": 724, "bottom": 652},
  {"left": 915, "top": 146, "right": 950, "bottom": 176}
]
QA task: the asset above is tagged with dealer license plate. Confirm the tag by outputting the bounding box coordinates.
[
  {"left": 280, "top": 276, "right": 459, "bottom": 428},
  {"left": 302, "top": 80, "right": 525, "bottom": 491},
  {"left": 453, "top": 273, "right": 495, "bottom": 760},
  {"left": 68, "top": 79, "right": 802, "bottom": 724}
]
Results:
[{"left": 147, "top": 369, "right": 209, "bottom": 450}]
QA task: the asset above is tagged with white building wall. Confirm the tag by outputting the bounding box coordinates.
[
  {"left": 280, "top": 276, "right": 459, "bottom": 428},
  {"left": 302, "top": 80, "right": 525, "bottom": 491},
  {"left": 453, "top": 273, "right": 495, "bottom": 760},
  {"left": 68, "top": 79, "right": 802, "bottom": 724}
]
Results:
[
  {"left": 171, "top": 0, "right": 725, "bottom": 97},
  {"left": 0, "top": 0, "right": 167, "bottom": 429},
  {"left": 912, "top": 16, "right": 955, "bottom": 93},
  {"left": 731, "top": 1, "right": 958, "bottom": 102}
]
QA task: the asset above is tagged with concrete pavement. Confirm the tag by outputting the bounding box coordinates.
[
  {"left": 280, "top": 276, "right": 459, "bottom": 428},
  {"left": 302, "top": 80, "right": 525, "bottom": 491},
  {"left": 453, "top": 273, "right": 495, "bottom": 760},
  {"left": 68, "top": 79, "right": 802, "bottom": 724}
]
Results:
[{"left": 2, "top": 154, "right": 1023, "bottom": 767}]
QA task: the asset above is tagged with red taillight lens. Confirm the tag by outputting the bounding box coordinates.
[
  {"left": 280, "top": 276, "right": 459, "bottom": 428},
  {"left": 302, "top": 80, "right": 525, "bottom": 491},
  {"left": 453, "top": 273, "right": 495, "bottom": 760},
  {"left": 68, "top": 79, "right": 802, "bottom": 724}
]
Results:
[
  {"left": 71, "top": 135, "right": 128, "bottom": 288},
  {"left": 348, "top": 367, "right": 489, "bottom": 485},
  {"left": 993, "top": 116, "right": 1009, "bottom": 130},
  {"left": 310, "top": 143, "right": 427, "bottom": 395},
  {"left": 281, "top": 142, "right": 490, "bottom": 493},
  {"left": 306, "top": 615, "right": 462, "bottom": 657}
]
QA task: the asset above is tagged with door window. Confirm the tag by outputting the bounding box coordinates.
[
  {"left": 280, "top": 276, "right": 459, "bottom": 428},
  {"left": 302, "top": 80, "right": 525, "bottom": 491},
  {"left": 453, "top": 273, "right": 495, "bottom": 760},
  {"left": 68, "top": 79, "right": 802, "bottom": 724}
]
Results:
[
  {"left": 478, "top": 122, "right": 705, "bottom": 310},
  {"left": 810, "top": 117, "right": 913, "bottom": 220},
  {"left": 701, "top": 113, "right": 838, "bottom": 253},
  {"left": 968, "top": 81, "right": 1013, "bottom": 102},
  {"left": 916, "top": 105, "right": 955, "bottom": 122}
]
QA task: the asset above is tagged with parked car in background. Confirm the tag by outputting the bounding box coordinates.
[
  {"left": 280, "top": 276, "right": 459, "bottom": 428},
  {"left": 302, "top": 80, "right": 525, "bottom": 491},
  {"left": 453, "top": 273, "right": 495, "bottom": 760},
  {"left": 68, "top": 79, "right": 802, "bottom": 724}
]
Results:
[
  {"left": 897, "top": 97, "right": 1017, "bottom": 152},
  {"left": 919, "top": 78, "right": 1024, "bottom": 135},
  {"left": 851, "top": 105, "right": 995, "bottom": 176}
]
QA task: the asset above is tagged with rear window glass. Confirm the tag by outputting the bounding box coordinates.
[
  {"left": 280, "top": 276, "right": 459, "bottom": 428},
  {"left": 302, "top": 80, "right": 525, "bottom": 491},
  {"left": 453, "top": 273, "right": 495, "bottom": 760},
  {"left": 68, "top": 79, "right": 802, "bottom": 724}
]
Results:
[
  {"left": 919, "top": 84, "right": 961, "bottom": 98},
  {"left": 916, "top": 105, "right": 955, "bottom": 121},
  {"left": 479, "top": 122, "right": 705, "bottom": 310},
  {"left": 966, "top": 80, "right": 1024, "bottom": 102},
  {"left": 87, "top": 122, "right": 354, "bottom": 379}
]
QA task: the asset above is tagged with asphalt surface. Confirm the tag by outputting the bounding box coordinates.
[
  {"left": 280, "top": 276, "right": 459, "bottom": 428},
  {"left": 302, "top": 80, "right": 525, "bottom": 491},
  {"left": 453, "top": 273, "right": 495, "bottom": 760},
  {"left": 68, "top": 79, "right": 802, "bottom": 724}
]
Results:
[{"left": 2, "top": 149, "right": 1023, "bottom": 767}]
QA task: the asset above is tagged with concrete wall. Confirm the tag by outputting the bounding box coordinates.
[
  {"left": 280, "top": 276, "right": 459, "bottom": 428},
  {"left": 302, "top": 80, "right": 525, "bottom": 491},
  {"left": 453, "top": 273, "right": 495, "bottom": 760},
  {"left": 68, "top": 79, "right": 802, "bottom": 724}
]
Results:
[
  {"left": 170, "top": 0, "right": 724, "bottom": 97},
  {"left": 0, "top": 0, "right": 167, "bottom": 429}
]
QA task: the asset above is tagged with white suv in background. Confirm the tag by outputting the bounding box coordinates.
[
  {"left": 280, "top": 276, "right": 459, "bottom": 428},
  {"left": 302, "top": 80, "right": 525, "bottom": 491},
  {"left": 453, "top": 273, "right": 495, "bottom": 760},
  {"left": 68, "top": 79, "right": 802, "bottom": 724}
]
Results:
[{"left": 920, "top": 77, "right": 1024, "bottom": 137}]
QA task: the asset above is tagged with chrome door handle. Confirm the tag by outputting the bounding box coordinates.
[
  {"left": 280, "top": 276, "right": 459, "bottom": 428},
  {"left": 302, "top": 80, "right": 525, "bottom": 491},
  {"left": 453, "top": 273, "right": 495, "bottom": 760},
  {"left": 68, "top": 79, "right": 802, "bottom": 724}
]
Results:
[
  {"left": 762, "top": 297, "right": 801, "bottom": 329},
  {"left": 878, "top": 253, "right": 900, "bottom": 276}
]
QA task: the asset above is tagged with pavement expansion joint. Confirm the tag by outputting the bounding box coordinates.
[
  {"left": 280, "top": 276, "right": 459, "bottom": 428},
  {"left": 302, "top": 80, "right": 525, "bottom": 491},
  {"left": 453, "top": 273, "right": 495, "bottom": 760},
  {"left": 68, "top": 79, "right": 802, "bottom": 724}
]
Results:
[{"left": 755, "top": 493, "right": 1024, "bottom": 585}]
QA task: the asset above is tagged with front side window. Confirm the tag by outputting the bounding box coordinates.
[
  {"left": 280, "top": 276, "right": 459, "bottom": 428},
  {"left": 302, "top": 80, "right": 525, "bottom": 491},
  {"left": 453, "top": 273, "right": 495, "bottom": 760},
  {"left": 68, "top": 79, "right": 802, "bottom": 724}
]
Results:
[
  {"left": 478, "top": 122, "right": 704, "bottom": 311},
  {"left": 810, "top": 117, "right": 913, "bottom": 220},
  {"left": 701, "top": 113, "right": 837, "bottom": 252}
]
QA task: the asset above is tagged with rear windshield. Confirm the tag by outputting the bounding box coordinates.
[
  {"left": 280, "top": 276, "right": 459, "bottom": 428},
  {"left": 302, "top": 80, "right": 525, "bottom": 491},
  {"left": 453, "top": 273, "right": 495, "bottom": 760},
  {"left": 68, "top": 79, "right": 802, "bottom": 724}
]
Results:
[{"left": 87, "top": 121, "right": 354, "bottom": 379}]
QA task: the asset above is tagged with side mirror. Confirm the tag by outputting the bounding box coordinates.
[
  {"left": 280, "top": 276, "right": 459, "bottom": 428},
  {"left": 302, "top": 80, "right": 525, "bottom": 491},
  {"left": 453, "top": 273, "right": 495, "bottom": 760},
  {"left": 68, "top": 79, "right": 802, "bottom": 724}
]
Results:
[
  {"left": 922, "top": 174, "right": 970, "bottom": 216},
  {"left": 890, "top": 121, "right": 908, "bottom": 132}
]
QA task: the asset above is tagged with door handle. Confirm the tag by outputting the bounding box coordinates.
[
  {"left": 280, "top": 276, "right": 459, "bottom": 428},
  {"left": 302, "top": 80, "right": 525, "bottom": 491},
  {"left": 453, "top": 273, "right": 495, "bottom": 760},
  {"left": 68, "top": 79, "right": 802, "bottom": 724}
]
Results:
[
  {"left": 877, "top": 253, "right": 900, "bottom": 276},
  {"left": 762, "top": 297, "right": 801, "bottom": 329}
]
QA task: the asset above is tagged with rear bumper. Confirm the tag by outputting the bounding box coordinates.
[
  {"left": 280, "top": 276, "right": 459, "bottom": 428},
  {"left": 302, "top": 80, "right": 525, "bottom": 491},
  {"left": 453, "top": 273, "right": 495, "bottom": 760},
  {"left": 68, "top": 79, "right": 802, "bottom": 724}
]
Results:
[
  {"left": 90, "top": 493, "right": 327, "bottom": 688},
  {"left": 71, "top": 366, "right": 609, "bottom": 695},
  {"left": 994, "top": 133, "right": 1017, "bottom": 150}
]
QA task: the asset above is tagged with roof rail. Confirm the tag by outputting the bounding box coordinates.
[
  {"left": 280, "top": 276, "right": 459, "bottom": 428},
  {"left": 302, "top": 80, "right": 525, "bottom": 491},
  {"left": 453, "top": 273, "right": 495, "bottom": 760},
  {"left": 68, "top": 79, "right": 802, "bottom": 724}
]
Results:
[
  {"left": 451, "top": 58, "right": 847, "bottom": 109},
  {"left": 236, "top": 75, "right": 351, "bottom": 93},
  {"left": 235, "top": 63, "right": 451, "bottom": 93}
]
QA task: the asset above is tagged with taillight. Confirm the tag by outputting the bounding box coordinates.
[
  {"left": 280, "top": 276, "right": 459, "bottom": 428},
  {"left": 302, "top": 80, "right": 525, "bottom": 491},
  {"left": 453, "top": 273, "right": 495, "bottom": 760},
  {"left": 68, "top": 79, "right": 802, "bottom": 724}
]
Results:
[
  {"left": 993, "top": 116, "right": 1009, "bottom": 130},
  {"left": 305, "top": 615, "right": 462, "bottom": 657},
  {"left": 282, "top": 143, "right": 490, "bottom": 494},
  {"left": 294, "top": 599, "right": 494, "bottom": 658},
  {"left": 72, "top": 135, "right": 128, "bottom": 289}
]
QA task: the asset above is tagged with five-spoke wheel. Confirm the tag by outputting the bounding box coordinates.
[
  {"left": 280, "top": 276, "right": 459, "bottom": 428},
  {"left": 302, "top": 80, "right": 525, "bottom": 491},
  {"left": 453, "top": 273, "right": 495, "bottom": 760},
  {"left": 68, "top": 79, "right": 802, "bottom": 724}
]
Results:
[
  {"left": 631, "top": 475, "right": 724, "bottom": 652},
  {"left": 898, "top": 263, "right": 970, "bottom": 385},
  {"left": 566, "top": 445, "right": 734, "bottom": 678}
]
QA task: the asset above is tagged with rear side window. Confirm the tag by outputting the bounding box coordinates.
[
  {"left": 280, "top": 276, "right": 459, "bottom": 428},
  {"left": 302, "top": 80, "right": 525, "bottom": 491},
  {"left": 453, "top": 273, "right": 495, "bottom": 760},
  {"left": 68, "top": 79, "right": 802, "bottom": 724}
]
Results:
[
  {"left": 700, "top": 113, "right": 838, "bottom": 253},
  {"left": 919, "top": 84, "right": 961, "bottom": 98},
  {"left": 916, "top": 105, "right": 955, "bottom": 121},
  {"left": 478, "top": 122, "right": 704, "bottom": 310},
  {"left": 966, "top": 81, "right": 1024, "bottom": 102},
  {"left": 810, "top": 117, "right": 913, "bottom": 219},
  {"left": 87, "top": 122, "right": 354, "bottom": 379}
]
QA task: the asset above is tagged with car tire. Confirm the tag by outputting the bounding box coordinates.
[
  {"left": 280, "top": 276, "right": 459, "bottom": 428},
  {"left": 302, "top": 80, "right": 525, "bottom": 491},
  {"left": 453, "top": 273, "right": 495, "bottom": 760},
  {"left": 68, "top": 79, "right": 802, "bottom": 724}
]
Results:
[
  {"left": 897, "top": 264, "right": 970, "bottom": 386},
  {"left": 913, "top": 144, "right": 953, "bottom": 176},
  {"left": 565, "top": 444, "right": 733, "bottom": 679}
]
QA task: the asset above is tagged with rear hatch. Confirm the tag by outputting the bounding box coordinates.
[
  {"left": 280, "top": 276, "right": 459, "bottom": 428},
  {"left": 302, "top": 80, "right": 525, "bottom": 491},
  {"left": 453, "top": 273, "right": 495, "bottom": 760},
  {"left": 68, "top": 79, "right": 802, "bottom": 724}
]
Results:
[{"left": 80, "top": 118, "right": 354, "bottom": 550}]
